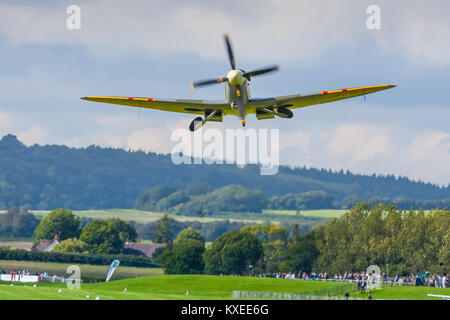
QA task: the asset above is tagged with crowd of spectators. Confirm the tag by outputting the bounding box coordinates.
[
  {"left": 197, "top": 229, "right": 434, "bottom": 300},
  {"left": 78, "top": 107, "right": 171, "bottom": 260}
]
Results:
[
  {"left": 1, "top": 269, "right": 40, "bottom": 276},
  {"left": 250, "top": 271, "right": 448, "bottom": 288},
  {"left": 0, "top": 268, "right": 66, "bottom": 282}
]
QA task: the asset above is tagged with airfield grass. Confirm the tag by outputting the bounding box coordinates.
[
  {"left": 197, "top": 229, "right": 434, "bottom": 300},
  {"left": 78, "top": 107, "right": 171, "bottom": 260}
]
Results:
[
  {"left": 348, "top": 285, "right": 450, "bottom": 300},
  {"left": 1, "top": 209, "right": 433, "bottom": 225},
  {"left": 0, "top": 209, "right": 337, "bottom": 229},
  {"left": 262, "top": 209, "right": 347, "bottom": 218},
  {"left": 1, "top": 275, "right": 449, "bottom": 300},
  {"left": 0, "top": 260, "right": 163, "bottom": 281},
  {"left": 0, "top": 241, "right": 33, "bottom": 250},
  {"left": 0, "top": 275, "right": 342, "bottom": 300}
]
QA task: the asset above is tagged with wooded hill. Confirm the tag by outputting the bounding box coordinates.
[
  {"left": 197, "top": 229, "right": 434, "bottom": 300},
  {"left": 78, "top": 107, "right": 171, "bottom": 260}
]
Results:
[{"left": 0, "top": 134, "right": 448, "bottom": 210}]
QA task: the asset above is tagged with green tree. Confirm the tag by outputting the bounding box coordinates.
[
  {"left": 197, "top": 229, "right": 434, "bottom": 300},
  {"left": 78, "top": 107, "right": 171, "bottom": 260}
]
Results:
[
  {"left": 157, "top": 241, "right": 205, "bottom": 274},
  {"left": 109, "top": 218, "right": 137, "bottom": 242},
  {"left": 158, "top": 228, "right": 206, "bottom": 274},
  {"left": 34, "top": 208, "right": 80, "bottom": 242},
  {"left": 151, "top": 214, "right": 173, "bottom": 244},
  {"left": 268, "top": 191, "right": 335, "bottom": 210},
  {"left": 281, "top": 230, "right": 320, "bottom": 273},
  {"left": 262, "top": 239, "right": 287, "bottom": 273},
  {"left": 203, "top": 230, "right": 263, "bottom": 275},
  {"left": 135, "top": 185, "right": 176, "bottom": 210},
  {"left": 52, "top": 237, "right": 88, "bottom": 254},
  {"left": 175, "top": 185, "right": 268, "bottom": 216},
  {"left": 174, "top": 227, "right": 205, "bottom": 246},
  {"left": 184, "top": 182, "right": 213, "bottom": 196},
  {"left": 155, "top": 191, "right": 190, "bottom": 211},
  {"left": 311, "top": 204, "right": 450, "bottom": 274},
  {"left": 0, "top": 207, "right": 39, "bottom": 238},
  {"left": 79, "top": 219, "right": 124, "bottom": 254},
  {"left": 240, "top": 224, "right": 289, "bottom": 273}
]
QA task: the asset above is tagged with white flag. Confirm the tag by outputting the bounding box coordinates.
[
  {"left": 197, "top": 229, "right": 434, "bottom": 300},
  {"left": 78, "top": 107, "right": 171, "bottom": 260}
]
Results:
[{"left": 106, "top": 260, "right": 120, "bottom": 282}]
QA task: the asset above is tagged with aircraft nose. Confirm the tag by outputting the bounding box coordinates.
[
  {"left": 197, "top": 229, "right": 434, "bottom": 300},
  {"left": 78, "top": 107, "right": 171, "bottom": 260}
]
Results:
[{"left": 227, "top": 70, "right": 245, "bottom": 86}]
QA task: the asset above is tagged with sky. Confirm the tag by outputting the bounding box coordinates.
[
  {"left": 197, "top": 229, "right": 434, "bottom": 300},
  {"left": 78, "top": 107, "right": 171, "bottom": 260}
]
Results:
[{"left": 0, "top": 0, "right": 449, "bottom": 186}]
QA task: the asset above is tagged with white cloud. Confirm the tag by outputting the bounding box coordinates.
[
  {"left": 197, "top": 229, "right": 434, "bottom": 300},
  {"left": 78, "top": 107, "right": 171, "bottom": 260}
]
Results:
[
  {"left": 407, "top": 132, "right": 450, "bottom": 162},
  {"left": 3, "top": 1, "right": 450, "bottom": 66},
  {"left": 280, "top": 131, "right": 310, "bottom": 155},
  {"left": 374, "top": 0, "right": 450, "bottom": 66},
  {"left": 17, "top": 125, "right": 50, "bottom": 145},
  {"left": 126, "top": 127, "right": 171, "bottom": 153},
  {"left": 403, "top": 132, "right": 450, "bottom": 184},
  {"left": 1, "top": 1, "right": 357, "bottom": 62},
  {"left": 0, "top": 112, "right": 14, "bottom": 130},
  {"left": 328, "top": 124, "right": 392, "bottom": 163},
  {"left": 0, "top": 113, "right": 51, "bottom": 146}
]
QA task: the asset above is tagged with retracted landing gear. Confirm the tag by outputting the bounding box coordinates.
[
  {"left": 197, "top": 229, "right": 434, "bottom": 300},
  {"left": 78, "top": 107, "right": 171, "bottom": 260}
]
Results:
[{"left": 260, "top": 105, "right": 294, "bottom": 119}]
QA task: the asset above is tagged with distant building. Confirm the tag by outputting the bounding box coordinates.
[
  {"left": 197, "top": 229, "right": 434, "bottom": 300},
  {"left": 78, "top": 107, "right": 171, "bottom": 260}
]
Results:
[
  {"left": 30, "top": 234, "right": 60, "bottom": 252},
  {"left": 123, "top": 242, "right": 166, "bottom": 258}
]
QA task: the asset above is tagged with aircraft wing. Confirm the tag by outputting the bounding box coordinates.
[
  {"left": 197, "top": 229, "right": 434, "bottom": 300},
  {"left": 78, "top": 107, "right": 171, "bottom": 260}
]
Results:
[
  {"left": 81, "top": 96, "right": 231, "bottom": 115},
  {"left": 247, "top": 85, "right": 396, "bottom": 111}
]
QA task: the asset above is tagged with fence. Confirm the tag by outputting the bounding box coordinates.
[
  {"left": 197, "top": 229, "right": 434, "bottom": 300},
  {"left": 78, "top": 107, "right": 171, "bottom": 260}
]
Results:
[
  {"left": 231, "top": 291, "right": 365, "bottom": 300},
  {"left": 293, "top": 277, "right": 446, "bottom": 288},
  {"left": 0, "top": 274, "right": 84, "bottom": 284},
  {"left": 231, "top": 282, "right": 358, "bottom": 300}
]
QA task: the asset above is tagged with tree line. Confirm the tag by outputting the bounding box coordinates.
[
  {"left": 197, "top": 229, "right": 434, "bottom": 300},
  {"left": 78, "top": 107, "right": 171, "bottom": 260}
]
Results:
[
  {"left": 32, "top": 209, "right": 137, "bottom": 255},
  {"left": 153, "top": 204, "right": 449, "bottom": 276},
  {"left": 1, "top": 134, "right": 448, "bottom": 210},
  {"left": 0, "top": 207, "right": 261, "bottom": 242},
  {"left": 1, "top": 204, "right": 448, "bottom": 276},
  {"left": 135, "top": 184, "right": 450, "bottom": 215}
]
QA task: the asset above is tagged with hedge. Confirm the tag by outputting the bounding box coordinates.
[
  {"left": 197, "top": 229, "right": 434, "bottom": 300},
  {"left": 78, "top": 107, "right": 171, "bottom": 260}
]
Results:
[{"left": 0, "top": 247, "right": 159, "bottom": 268}]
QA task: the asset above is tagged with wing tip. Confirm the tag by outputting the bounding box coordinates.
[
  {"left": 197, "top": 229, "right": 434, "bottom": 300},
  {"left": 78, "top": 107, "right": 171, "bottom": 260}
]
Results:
[{"left": 382, "top": 84, "right": 396, "bottom": 91}]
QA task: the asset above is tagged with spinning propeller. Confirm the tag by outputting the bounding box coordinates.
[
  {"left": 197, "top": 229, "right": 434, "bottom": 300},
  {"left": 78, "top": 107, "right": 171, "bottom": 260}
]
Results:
[{"left": 190, "top": 34, "right": 280, "bottom": 89}]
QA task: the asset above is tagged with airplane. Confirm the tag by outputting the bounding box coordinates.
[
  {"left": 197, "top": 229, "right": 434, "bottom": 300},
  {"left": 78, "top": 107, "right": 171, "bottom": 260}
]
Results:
[{"left": 82, "top": 34, "right": 395, "bottom": 132}]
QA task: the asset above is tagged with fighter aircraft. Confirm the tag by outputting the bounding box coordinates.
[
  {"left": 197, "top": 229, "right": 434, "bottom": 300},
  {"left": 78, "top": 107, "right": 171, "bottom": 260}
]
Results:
[{"left": 82, "top": 34, "right": 395, "bottom": 132}]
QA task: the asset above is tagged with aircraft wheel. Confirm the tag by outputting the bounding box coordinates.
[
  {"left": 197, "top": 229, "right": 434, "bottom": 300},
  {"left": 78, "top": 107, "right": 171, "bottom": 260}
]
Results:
[
  {"left": 189, "top": 117, "right": 203, "bottom": 132},
  {"left": 278, "top": 107, "right": 293, "bottom": 119}
]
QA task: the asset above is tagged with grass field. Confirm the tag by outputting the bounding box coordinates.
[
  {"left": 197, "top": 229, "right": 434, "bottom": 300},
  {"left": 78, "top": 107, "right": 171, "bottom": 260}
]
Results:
[
  {"left": 0, "top": 241, "right": 33, "bottom": 250},
  {"left": 25, "top": 209, "right": 270, "bottom": 225},
  {"left": 0, "top": 275, "right": 448, "bottom": 300},
  {"left": 0, "top": 275, "right": 345, "bottom": 300},
  {"left": 349, "top": 285, "right": 450, "bottom": 300},
  {"left": 262, "top": 209, "right": 347, "bottom": 218},
  {"left": 0, "top": 260, "right": 163, "bottom": 281},
  {"left": 0, "top": 209, "right": 337, "bottom": 232}
]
